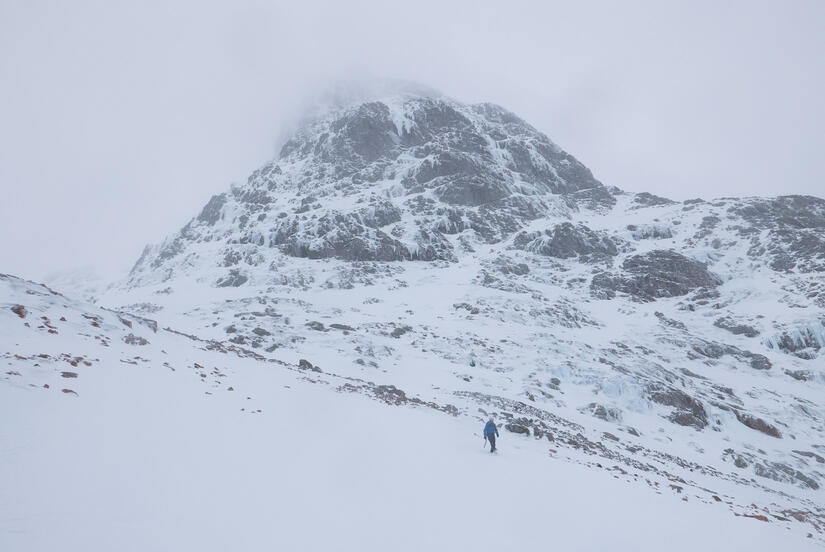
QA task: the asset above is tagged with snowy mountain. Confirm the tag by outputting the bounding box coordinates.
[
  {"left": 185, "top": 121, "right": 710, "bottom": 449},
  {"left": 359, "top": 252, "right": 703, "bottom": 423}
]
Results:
[{"left": 3, "top": 87, "right": 825, "bottom": 549}]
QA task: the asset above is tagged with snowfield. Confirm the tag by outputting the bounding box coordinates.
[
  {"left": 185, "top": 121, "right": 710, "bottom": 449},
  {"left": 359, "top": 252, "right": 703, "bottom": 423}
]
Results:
[{"left": 0, "top": 279, "right": 819, "bottom": 551}]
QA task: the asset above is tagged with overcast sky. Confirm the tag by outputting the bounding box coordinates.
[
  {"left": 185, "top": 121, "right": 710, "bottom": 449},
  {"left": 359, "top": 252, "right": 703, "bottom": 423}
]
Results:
[{"left": 1, "top": 0, "right": 824, "bottom": 282}]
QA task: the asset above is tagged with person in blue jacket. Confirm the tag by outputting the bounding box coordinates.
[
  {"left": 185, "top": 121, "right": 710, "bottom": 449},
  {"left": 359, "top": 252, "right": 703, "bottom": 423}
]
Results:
[{"left": 483, "top": 418, "right": 499, "bottom": 453}]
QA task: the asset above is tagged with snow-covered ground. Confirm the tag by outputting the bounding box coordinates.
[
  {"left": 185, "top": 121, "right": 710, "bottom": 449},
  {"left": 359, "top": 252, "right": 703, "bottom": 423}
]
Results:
[
  {"left": 3, "top": 374, "right": 819, "bottom": 552},
  {"left": 1, "top": 273, "right": 821, "bottom": 550}
]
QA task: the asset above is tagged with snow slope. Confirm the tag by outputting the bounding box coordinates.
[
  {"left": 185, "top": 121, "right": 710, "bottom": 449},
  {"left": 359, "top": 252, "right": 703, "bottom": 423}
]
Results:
[{"left": 0, "top": 273, "right": 820, "bottom": 551}]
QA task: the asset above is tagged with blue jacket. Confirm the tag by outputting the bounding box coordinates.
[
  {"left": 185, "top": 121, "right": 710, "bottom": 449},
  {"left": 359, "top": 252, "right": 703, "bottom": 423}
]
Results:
[{"left": 484, "top": 421, "right": 499, "bottom": 438}]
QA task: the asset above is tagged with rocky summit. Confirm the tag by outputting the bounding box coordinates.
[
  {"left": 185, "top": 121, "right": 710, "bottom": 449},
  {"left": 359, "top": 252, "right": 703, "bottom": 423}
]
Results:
[{"left": 5, "top": 87, "right": 825, "bottom": 545}]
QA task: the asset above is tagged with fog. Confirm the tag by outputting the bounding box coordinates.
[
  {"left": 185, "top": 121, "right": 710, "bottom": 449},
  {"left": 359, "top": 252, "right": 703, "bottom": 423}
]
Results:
[{"left": 1, "top": 0, "right": 823, "bottom": 281}]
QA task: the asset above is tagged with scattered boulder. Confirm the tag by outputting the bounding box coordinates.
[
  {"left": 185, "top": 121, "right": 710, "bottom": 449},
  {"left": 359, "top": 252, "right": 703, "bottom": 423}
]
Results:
[
  {"left": 785, "top": 369, "right": 813, "bottom": 381},
  {"left": 739, "top": 351, "right": 772, "bottom": 371},
  {"left": 390, "top": 325, "right": 412, "bottom": 338},
  {"left": 505, "top": 423, "right": 530, "bottom": 435},
  {"left": 298, "top": 359, "right": 323, "bottom": 373},
  {"left": 123, "top": 334, "right": 149, "bottom": 346},
  {"left": 11, "top": 304, "right": 26, "bottom": 318},
  {"left": 714, "top": 317, "right": 760, "bottom": 338},
  {"left": 647, "top": 384, "right": 708, "bottom": 429},
  {"left": 216, "top": 269, "right": 248, "bottom": 287},
  {"left": 581, "top": 403, "right": 623, "bottom": 423},
  {"left": 734, "top": 411, "right": 782, "bottom": 438},
  {"left": 689, "top": 339, "right": 771, "bottom": 370},
  {"left": 454, "top": 303, "right": 480, "bottom": 315},
  {"left": 60, "top": 372, "right": 78, "bottom": 378},
  {"left": 655, "top": 311, "right": 687, "bottom": 330},
  {"left": 117, "top": 316, "right": 133, "bottom": 328}
]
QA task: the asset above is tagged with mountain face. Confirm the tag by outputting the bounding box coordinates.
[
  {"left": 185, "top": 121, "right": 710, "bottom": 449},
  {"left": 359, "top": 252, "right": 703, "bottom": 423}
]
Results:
[
  {"left": 8, "top": 88, "right": 825, "bottom": 545},
  {"left": 127, "top": 94, "right": 615, "bottom": 283}
]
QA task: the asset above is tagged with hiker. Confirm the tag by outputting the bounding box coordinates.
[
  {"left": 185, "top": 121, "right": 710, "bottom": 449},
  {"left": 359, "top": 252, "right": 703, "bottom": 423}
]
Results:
[{"left": 483, "top": 418, "right": 499, "bottom": 453}]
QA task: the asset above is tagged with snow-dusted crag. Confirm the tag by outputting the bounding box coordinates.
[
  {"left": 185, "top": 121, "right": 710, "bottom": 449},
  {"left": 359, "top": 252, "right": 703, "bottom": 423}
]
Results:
[
  {"left": 127, "top": 91, "right": 613, "bottom": 283},
  {"left": 6, "top": 86, "right": 825, "bottom": 546}
]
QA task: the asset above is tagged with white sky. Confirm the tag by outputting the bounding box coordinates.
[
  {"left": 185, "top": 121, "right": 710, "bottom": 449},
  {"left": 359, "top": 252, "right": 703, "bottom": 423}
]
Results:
[{"left": 1, "top": 0, "right": 824, "bottom": 281}]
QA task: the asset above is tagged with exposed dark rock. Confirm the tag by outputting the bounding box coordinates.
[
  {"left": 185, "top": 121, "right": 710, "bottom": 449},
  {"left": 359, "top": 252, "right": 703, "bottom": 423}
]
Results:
[
  {"left": 123, "top": 334, "right": 149, "bottom": 345},
  {"left": 785, "top": 369, "right": 813, "bottom": 381},
  {"left": 655, "top": 311, "right": 687, "bottom": 330},
  {"left": 794, "top": 450, "right": 825, "bottom": 464},
  {"left": 252, "top": 327, "right": 271, "bottom": 337},
  {"left": 216, "top": 269, "right": 248, "bottom": 288},
  {"left": 765, "top": 319, "right": 825, "bottom": 359},
  {"left": 753, "top": 461, "right": 819, "bottom": 490},
  {"left": 197, "top": 193, "right": 227, "bottom": 225},
  {"left": 390, "top": 325, "right": 412, "bottom": 338},
  {"left": 505, "top": 423, "right": 530, "bottom": 435},
  {"left": 298, "top": 359, "right": 322, "bottom": 372},
  {"left": 11, "top": 304, "right": 27, "bottom": 318},
  {"left": 633, "top": 192, "right": 676, "bottom": 207},
  {"left": 339, "top": 382, "right": 459, "bottom": 416},
  {"left": 270, "top": 212, "right": 455, "bottom": 262},
  {"left": 61, "top": 371, "right": 78, "bottom": 378},
  {"left": 714, "top": 317, "right": 760, "bottom": 338},
  {"left": 732, "top": 195, "right": 825, "bottom": 230},
  {"left": 305, "top": 321, "right": 327, "bottom": 332},
  {"left": 734, "top": 411, "right": 782, "bottom": 438},
  {"left": 330, "top": 323, "right": 355, "bottom": 331},
  {"left": 693, "top": 215, "right": 721, "bottom": 241},
  {"left": 591, "top": 250, "right": 721, "bottom": 301},
  {"left": 690, "top": 340, "right": 771, "bottom": 370},
  {"left": 127, "top": 94, "right": 620, "bottom": 282},
  {"left": 453, "top": 303, "right": 480, "bottom": 315},
  {"left": 117, "top": 316, "right": 133, "bottom": 328},
  {"left": 513, "top": 222, "right": 617, "bottom": 260},
  {"left": 647, "top": 384, "right": 708, "bottom": 429},
  {"left": 568, "top": 185, "right": 617, "bottom": 210},
  {"left": 739, "top": 351, "right": 772, "bottom": 371},
  {"left": 359, "top": 200, "right": 402, "bottom": 228},
  {"left": 489, "top": 256, "right": 530, "bottom": 275},
  {"left": 581, "top": 403, "right": 623, "bottom": 423},
  {"left": 732, "top": 196, "right": 825, "bottom": 273}
]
